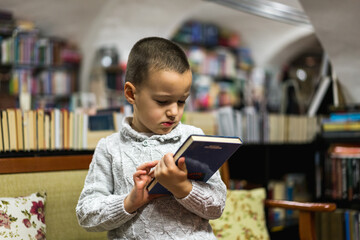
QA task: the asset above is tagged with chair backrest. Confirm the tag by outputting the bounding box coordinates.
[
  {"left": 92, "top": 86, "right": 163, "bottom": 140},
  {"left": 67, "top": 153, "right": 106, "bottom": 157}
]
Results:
[{"left": 210, "top": 188, "right": 270, "bottom": 240}]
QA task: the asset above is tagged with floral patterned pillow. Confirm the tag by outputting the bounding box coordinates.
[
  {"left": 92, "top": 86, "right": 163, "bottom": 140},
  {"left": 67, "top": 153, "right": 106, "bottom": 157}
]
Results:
[
  {"left": 210, "top": 188, "right": 270, "bottom": 240},
  {"left": 0, "top": 192, "right": 46, "bottom": 240}
]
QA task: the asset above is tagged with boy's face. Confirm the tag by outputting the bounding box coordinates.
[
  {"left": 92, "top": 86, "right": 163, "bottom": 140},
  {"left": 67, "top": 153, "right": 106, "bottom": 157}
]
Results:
[{"left": 127, "top": 69, "right": 192, "bottom": 135}]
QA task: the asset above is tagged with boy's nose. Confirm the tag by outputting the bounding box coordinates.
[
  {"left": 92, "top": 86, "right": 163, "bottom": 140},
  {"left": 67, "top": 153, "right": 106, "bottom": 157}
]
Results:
[{"left": 166, "top": 103, "right": 178, "bottom": 117}]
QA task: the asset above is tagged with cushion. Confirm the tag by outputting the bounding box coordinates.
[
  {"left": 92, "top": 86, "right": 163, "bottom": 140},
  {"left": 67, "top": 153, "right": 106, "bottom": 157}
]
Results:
[
  {"left": 0, "top": 192, "right": 46, "bottom": 240},
  {"left": 210, "top": 188, "right": 270, "bottom": 240}
]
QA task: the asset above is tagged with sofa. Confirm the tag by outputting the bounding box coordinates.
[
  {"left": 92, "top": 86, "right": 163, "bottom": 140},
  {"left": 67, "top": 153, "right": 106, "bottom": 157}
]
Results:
[{"left": 0, "top": 169, "right": 107, "bottom": 240}]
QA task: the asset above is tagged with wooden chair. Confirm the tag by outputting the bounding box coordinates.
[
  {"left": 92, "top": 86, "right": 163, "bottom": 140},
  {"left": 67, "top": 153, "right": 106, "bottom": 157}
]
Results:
[
  {"left": 218, "top": 162, "right": 336, "bottom": 240},
  {"left": 265, "top": 199, "right": 336, "bottom": 240}
]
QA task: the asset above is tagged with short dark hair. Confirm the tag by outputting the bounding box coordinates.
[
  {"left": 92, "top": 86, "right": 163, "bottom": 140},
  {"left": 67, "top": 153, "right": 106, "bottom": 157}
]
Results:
[{"left": 125, "top": 37, "right": 190, "bottom": 87}]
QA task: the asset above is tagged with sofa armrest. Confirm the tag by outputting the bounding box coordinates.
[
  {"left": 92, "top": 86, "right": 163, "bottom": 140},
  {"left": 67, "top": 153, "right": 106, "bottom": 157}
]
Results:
[
  {"left": 264, "top": 199, "right": 336, "bottom": 212},
  {"left": 264, "top": 199, "right": 336, "bottom": 240}
]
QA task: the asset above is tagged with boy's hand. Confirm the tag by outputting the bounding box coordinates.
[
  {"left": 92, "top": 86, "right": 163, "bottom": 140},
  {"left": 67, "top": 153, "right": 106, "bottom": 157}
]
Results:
[
  {"left": 124, "top": 160, "right": 161, "bottom": 213},
  {"left": 154, "top": 153, "right": 193, "bottom": 199}
]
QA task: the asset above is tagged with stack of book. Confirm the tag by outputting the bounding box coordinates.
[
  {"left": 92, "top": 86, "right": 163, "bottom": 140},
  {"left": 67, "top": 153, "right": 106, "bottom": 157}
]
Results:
[
  {"left": 0, "top": 108, "right": 124, "bottom": 152},
  {"left": 322, "top": 112, "right": 360, "bottom": 139}
]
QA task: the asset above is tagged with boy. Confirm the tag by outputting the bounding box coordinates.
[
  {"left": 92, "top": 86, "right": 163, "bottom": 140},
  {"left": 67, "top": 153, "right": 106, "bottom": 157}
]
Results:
[{"left": 76, "top": 37, "right": 226, "bottom": 239}]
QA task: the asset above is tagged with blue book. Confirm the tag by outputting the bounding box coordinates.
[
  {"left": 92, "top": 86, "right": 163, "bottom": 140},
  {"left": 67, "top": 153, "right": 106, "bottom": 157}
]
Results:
[
  {"left": 344, "top": 210, "right": 351, "bottom": 240},
  {"left": 147, "top": 134, "right": 242, "bottom": 194},
  {"left": 330, "top": 112, "right": 360, "bottom": 122}
]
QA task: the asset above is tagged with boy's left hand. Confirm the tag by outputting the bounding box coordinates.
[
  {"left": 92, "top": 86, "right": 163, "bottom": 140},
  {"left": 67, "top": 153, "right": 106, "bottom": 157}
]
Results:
[
  {"left": 124, "top": 160, "right": 161, "bottom": 213},
  {"left": 154, "top": 153, "right": 193, "bottom": 198}
]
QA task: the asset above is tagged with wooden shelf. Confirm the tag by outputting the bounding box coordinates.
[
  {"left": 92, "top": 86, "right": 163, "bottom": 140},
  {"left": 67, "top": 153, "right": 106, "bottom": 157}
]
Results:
[{"left": 0, "top": 154, "right": 93, "bottom": 174}]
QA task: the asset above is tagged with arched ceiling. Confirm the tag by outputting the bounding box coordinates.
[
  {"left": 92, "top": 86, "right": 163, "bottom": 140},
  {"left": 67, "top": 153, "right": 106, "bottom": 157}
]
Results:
[{"left": 0, "top": 0, "right": 312, "bottom": 64}]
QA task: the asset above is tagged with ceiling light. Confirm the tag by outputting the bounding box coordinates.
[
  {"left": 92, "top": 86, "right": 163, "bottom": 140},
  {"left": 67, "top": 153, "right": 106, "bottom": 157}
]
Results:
[{"left": 205, "top": 0, "right": 312, "bottom": 27}]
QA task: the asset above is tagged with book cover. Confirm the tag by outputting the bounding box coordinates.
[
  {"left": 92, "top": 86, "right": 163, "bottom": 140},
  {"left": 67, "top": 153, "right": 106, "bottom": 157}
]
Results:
[{"left": 147, "top": 134, "right": 242, "bottom": 194}]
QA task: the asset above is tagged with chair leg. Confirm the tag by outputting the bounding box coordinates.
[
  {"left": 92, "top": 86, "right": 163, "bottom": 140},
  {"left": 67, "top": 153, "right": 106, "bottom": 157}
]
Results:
[{"left": 299, "top": 211, "right": 316, "bottom": 240}]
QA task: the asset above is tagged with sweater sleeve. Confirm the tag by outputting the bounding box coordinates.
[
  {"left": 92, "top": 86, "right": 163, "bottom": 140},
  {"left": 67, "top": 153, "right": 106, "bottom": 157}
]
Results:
[
  {"left": 76, "top": 138, "right": 136, "bottom": 232},
  {"left": 175, "top": 170, "right": 227, "bottom": 220}
]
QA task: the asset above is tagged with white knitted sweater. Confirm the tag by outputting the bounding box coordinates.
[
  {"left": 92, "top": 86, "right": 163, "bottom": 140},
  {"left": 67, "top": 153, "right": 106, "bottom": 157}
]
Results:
[{"left": 76, "top": 117, "right": 227, "bottom": 239}]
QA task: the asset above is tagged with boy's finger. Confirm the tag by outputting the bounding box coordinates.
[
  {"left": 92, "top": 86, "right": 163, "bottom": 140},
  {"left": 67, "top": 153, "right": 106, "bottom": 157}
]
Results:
[
  {"left": 137, "top": 160, "right": 159, "bottom": 170},
  {"left": 177, "top": 157, "right": 187, "bottom": 171}
]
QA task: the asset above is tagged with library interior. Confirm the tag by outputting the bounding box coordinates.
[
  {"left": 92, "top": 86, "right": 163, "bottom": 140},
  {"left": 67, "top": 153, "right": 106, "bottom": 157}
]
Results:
[{"left": 0, "top": 0, "right": 359, "bottom": 239}]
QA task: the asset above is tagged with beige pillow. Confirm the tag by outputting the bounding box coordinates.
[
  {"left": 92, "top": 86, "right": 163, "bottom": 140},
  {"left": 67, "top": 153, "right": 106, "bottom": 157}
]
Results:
[
  {"left": 0, "top": 192, "right": 46, "bottom": 240},
  {"left": 210, "top": 188, "right": 270, "bottom": 240}
]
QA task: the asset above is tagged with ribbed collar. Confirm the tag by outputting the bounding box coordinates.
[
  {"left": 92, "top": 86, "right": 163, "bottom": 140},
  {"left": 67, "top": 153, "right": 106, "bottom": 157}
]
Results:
[{"left": 120, "top": 117, "right": 183, "bottom": 143}]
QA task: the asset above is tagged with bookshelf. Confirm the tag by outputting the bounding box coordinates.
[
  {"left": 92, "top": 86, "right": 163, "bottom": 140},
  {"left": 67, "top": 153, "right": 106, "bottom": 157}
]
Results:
[
  {"left": 171, "top": 20, "right": 252, "bottom": 111},
  {"left": 0, "top": 10, "right": 81, "bottom": 110}
]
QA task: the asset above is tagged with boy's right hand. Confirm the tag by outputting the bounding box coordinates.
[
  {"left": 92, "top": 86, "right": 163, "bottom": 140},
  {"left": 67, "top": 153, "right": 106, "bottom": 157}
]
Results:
[{"left": 124, "top": 160, "right": 160, "bottom": 213}]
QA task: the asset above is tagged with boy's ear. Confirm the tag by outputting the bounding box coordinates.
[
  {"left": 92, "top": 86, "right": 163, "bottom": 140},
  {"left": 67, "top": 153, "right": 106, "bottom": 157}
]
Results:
[{"left": 124, "top": 82, "right": 136, "bottom": 104}]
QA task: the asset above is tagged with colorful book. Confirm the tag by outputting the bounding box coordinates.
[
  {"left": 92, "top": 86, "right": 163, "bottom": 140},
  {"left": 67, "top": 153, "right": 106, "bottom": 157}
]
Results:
[{"left": 147, "top": 134, "right": 242, "bottom": 194}]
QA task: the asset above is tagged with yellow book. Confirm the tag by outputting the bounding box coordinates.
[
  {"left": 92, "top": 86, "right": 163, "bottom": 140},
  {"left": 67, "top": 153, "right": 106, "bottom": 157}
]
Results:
[
  {"left": 6, "top": 109, "right": 17, "bottom": 151},
  {"left": 15, "top": 108, "right": 24, "bottom": 151},
  {"left": 44, "top": 113, "right": 50, "bottom": 150},
  {"left": 23, "top": 111, "right": 30, "bottom": 151},
  {"left": 37, "top": 109, "right": 45, "bottom": 150},
  {"left": 62, "top": 109, "right": 69, "bottom": 150},
  {"left": 2, "top": 110, "right": 10, "bottom": 151},
  {"left": 69, "top": 111, "right": 74, "bottom": 150},
  {"left": 183, "top": 112, "right": 216, "bottom": 135},
  {"left": 0, "top": 114, "right": 3, "bottom": 152},
  {"left": 323, "top": 121, "right": 360, "bottom": 131}
]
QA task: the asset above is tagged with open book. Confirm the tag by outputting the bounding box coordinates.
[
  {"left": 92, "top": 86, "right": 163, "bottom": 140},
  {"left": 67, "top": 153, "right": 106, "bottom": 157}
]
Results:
[{"left": 147, "top": 134, "right": 242, "bottom": 194}]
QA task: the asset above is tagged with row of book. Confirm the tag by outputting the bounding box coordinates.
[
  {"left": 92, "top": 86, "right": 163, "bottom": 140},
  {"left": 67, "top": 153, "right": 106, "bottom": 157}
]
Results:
[
  {"left": 186, "top": 46, "right": 237, "bottom": 78},
  {"left": 0, "top": 106, "right": 323, "bottom": 153},
  {"left": 9, "top": 68, "right": 76, "bottom": 96},
  {"left": 1, "top": 29, "right": 81, "bottom": 66},
  {"left": 187, "top": 74, "right": 239, "bottom": 111},
  {"left": 172, "top": 20, "right": 240, "bottom": 48},
  {"left": 316, "top": 209, "right": 360, "bottom": 240},
  {"left": 216, "top": 106, "right": 319, "bottom": 143},
  {"left": 324, "top": 144, "right": 360, "bottom": 201},
  {"left": 0, "top": 108, "right": 125, "bottom": 152}
]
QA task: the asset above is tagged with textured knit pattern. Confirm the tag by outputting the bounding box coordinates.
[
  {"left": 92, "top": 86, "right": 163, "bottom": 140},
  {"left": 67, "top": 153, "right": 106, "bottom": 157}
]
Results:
[{"left": 76, "top": 117, "right": 227, "bottom": 240}]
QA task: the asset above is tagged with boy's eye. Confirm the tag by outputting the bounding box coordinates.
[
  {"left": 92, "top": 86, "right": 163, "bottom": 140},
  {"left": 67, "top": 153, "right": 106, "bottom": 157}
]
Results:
[
  {"left": 178, "top": 100, "right": 186, "bottom": 104},
  {"left": 156, "top": 100, "right": 168, "bottom": 105}
]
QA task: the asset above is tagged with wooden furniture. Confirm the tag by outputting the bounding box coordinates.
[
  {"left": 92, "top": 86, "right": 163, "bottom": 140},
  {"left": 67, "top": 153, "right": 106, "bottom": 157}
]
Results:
[
  {"left": 0, "top": 154, "right": 93, "bottom": 174},
  {"left": 265, "top": 199, "right": 336, "bottom": 240}
]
